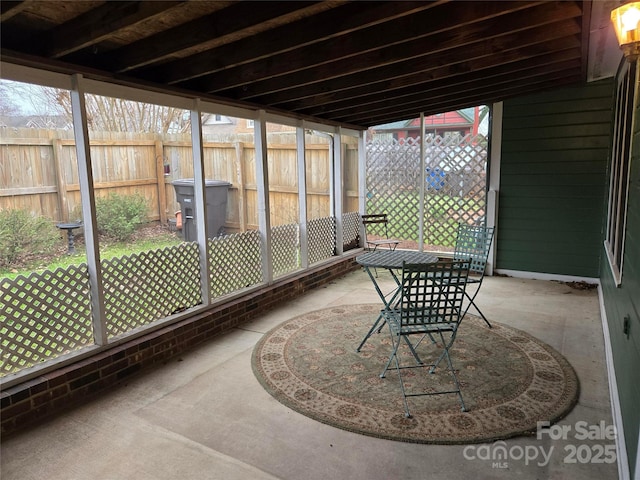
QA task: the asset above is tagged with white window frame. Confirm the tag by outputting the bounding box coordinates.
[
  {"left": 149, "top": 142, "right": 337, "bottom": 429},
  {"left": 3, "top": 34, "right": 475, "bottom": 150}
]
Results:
[{"left": 605, "top": 60, "right": 636, "bottom": 286}]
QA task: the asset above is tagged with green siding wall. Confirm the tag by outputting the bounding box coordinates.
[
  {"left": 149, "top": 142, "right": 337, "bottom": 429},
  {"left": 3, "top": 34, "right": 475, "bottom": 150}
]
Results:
[
  {"left": 600, "top": 68, "right": 640, "bottom": 478},
  {"left": 498, "top": 80, "right": 613, "bottom": 277},
  {"left": 499, "top": 75, "right": 639, "bottom": 476}
]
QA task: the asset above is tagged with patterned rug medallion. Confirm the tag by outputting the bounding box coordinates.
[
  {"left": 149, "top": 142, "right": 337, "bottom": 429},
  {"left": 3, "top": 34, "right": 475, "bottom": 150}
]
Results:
[{"left": 252, "top": 304, "right": 579, "bottom": 444}]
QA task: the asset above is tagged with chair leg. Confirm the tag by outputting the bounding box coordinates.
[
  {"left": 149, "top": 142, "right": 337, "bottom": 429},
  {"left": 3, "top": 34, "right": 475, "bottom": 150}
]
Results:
[
  {"left": 395, "top": 353, "right": 412, "bottom": 418},
  {"left": 412, "top": 332, "right": 437, "bottom": 350},
  {"left": 380, "top": 330, "right": 401, "bottom": 379},
  {"left": 373, "top": 324, "right": 423, "bottom": 364},
  {"left": 463, "top": 287, "right": 492, "bottom": 328},
  {"left": 439, "top": 332, "right": 467, "bottom": 412},
  {"left": 380, "top": 331, "right": 413, "bottom": 417},
  {"left": 430, "top": 331, "right": 466, "bottom": 412},
  {"left": 357, "top": 312, "right": 385, "bottom": 352},
  {"left": 387, "top": 331, "right": 466, "bottom": 416},
  {"left": 429, "top": 330, "right": 455, "bottom": 372}
]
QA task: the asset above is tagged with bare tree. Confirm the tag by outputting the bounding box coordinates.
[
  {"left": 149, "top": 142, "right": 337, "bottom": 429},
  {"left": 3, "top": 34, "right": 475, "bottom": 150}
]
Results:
[
  {"left": 1, "top": 80, "right": 191, "bottom": 133},
  {"left": 0, "top": 81, "right": 22, "bottom": 116}
]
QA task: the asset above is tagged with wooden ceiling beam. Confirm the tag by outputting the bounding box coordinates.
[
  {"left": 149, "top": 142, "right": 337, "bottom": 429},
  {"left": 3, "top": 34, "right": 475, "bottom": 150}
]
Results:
[
  {"left": 45, "top": 1, "right": 185, "bottom": 59},
  {"left": 292, "top": 46, "right": 582, "bottom": 114},
  {"left": 360, "top": 75, "right": 581, "bottom": 125},
  {"left": 237, "top": 22, "right": 582, "bottom": 106},
  {"left": 308, "top": 56, "right": 582, "bottom": 119},
  {"left": 327, "top": 59, "right": 582, "bottom": 121},
  {"left": 0, "top": 0, "right": 592, "bottom": 129},
  {"left": 138, "top": 1, "right": 431, "bottom": 85},
  {"left": 340, "top": 72, "right": 581, "bottom": 125},
  {"left": 181, "top": 0, "right": 553, "bottom": 93},
  {"left": 580, "top": 0, "right": 592, "bottom": 80},
  {"left": 104, "top": 1, "right": 326, "bottom": 72},
  {"left": 0, "top": 1, "right": 32, "bottom": 22}
]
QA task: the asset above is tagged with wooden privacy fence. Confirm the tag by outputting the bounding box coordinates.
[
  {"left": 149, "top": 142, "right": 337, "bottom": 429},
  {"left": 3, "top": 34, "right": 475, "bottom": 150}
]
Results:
[{"left": 0, "top": 129, "right": 360, "bottom": 231}]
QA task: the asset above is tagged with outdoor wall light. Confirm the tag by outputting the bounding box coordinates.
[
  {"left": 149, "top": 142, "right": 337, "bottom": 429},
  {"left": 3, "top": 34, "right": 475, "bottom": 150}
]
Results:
[{"left": 611, "top": 2, "right": 640, "bottom": 61}]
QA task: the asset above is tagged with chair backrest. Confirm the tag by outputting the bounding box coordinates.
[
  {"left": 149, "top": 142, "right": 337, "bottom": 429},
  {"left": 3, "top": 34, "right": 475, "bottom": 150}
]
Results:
[
  {"left": 453, "top": 224, "right": 494, "bottom": 275},
  {"left": 397, "top": 260, "right": 470, "bottom": 328},
  {"left": 361, "top": 213, "right": 391, "bottom": 236},
  {"left": 361, "top": 213, "right": 388, "bottom": 224}
]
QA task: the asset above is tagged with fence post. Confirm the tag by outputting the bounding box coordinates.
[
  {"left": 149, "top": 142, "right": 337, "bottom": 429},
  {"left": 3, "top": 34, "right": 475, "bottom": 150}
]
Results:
[
  {"left": 155, "top": 138, "right": 168, "bottom": 224},
  {"left": 52, "top": 136, "right": 68, "bottom": 222},
  {"left": 234, "top": 140, "right": 247, "bottom": 232}
]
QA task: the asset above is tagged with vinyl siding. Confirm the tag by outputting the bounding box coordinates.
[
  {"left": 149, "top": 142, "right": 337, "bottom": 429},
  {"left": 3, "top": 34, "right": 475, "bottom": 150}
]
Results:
[
  {"left": 600, "top": 66, "right": 640, "bottom": 478},
  {"left": 498, "top": 80, "right": 613, "bottom": 277}
]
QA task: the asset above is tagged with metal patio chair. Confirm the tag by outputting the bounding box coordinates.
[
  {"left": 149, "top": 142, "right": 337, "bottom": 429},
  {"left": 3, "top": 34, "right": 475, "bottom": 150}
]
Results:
[
  {"left": 379, "top": 259, "right": 471, "bottom": 417},
  {"left": 361, "top": 214, "right": 401, "bottom": 251},
  {"left": 451, "top": 223, "right": 495, "bottom": 328}
]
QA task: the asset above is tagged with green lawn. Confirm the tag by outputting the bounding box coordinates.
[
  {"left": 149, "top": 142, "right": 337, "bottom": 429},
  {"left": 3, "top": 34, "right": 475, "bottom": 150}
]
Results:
[
  {"left": 1, "top": 230, "right": 182, "bottom": 280},
  {"left": 1, "top": 230, "right": 188, "bottom": 376},
  {"left": 366, "top": 189, "right": 485, "bottom": 247}
]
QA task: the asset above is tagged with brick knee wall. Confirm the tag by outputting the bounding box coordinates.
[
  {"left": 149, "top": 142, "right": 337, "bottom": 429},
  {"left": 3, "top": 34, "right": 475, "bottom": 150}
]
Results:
[{"left": 1, "top": 256, "right": 360, "bottom": 436}]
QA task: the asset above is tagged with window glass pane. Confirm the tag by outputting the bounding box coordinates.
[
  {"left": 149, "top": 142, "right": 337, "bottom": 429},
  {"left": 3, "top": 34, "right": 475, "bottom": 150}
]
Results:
[
  {"left": 305, "top": 129, "right": 335, "bottom": 263},
  {"left": 305, "top": 130, "right": 331, "bottom": 220},
  {"left": 605, "top": 62, "right": 634, "bottom": 284},
  {"left": 341, "top": 133, "right": 361, "bottom": 251},
  {"left": 85, "top": 93, "right": 199, "bottom": 338},
  {"left": 366, "top": 106, "right": 489, "bottom": 252},
  {"left": 0, "top": 79, "right": 93, "bottom": 375},
  {"left": 200, "top": 112, "right": 262, "bottom": 297},
  {"left": 342, "top": 133, "right": 359, "bottom": 214},
  {"left": 267, "top": 122, "right": 299, "bottom": 277}
]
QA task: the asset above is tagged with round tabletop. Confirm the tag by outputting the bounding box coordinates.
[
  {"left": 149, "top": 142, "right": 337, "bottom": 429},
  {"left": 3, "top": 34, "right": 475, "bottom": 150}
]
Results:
[{"left": 356, "top": 250, "right": 439, "bottom": 269}]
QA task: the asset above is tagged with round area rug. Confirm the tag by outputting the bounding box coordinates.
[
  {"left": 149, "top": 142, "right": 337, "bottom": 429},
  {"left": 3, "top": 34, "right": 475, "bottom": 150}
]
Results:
[{"left": 252, "top": 304, "right": 579, "bottom": 444}]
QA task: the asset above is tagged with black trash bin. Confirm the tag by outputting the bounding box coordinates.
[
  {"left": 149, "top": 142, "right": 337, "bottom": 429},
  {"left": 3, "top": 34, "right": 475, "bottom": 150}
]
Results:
[{"left": 172, "top": 179, "right": 231, "bottom": 241}]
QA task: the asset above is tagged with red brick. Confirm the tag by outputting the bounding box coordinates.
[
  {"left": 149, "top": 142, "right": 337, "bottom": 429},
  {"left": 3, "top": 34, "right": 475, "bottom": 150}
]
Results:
[
  {"left": 2, "top": 399, "right": 31, "bottom": 418},
  {"left": 100, "top": 358, "right": 129, "bottom": 376}
]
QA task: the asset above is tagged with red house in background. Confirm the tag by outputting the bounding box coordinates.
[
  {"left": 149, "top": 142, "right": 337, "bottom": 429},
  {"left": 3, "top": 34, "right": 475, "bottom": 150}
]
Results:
[{"left": 369, "top": 106, "right": 484, "bottom": 142}]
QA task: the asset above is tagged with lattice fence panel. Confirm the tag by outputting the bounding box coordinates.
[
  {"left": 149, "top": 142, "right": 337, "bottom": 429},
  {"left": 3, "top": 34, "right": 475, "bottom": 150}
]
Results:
[
  {"left": 423, "top": 135, "right": 487, "bottom": 249},
  {"left": 342, "top": 211, "right": 361, "bottom": 251},
  {"left": 366, "top": 135, "right": 487, "bottom": 251},
  {"left": 271, "top": 223, "right": 300, "bottom": 277},
  {"left": 366, "top": 138, "right": 421, "bottom": 248},
  {"left": 102, "top": 242, "right": 202, "bottom": 338},
  {"left": 209, "top": 229, "right": 263, "bottom": 298},
  {"left": 1, "top": 265, "right": 93, "bottom": 376},
  {"left": 308, "top": 216, "right": 335, "bottom": 264}
]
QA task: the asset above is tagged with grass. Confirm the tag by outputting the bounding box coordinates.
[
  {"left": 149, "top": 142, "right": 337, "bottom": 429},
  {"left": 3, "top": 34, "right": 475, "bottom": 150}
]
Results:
[
  {"left": 1, "top": 225, "right": 182, "bottom": 280},
  {"left": 1, "top": 225, "right": 186, "bottom": 375},
  {"left": 366, "top": 190, "right": 485, "bottom": 246}
]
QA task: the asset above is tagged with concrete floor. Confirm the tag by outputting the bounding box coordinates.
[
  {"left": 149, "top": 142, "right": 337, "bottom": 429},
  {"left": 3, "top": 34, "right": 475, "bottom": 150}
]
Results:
[{"left": 1, "top": 269, "right": 618, "bottom": 480}]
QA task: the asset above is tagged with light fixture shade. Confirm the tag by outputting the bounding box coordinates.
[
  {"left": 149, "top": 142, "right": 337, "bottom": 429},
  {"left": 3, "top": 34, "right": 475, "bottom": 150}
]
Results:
[{"left": 611, "top": 2, "right": 640, "bottom": 60}]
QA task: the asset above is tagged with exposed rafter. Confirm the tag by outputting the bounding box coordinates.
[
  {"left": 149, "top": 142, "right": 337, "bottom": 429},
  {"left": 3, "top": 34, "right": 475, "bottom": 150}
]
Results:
[{"left": 0, "top": 0, "right": 593, "bottom": 129}]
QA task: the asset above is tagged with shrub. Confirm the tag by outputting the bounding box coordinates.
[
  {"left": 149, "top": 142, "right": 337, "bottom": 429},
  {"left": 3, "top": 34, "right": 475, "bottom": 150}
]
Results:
[
  {"left": 95, "top": 193, "right": 148, "bottom": 242},
  {"left": 0, "top": 209, "right": 59, "bottom": 268}
]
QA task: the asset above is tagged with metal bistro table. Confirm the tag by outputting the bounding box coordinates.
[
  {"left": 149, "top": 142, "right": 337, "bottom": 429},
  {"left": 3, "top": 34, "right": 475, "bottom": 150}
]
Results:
[{"left": 356, "top": 250, "right": 439, "bottom": 354}]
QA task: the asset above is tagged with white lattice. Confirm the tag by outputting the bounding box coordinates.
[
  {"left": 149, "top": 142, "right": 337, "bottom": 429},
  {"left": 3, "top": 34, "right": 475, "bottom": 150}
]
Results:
[
  {"left": 342, "top": 211, "right": 360, "bottom": 251},
  {"left": 271, "top": 223, "right": 300, "bottom": 277},
  {"left": 209, "top": 230, "right": 263, "bottom": 297},
  {"left": 308, "top": 216, "right": 335, "bottom": 264},
  {"left": 1, "top": 265, "right": 93, "bottom": 375},
  {"left": 102, "top": 243, "right": 202, "bottom": 338},
  {"left": 366, "top": 135, "right": 487, "bottom": 251}
]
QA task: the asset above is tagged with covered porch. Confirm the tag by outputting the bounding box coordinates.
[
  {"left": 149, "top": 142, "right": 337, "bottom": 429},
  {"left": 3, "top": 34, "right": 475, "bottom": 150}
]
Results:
[
  {"left": 1, "top": 1, "right": 638, "bottom": 478},
  {"left": 1, "top": 270, "right": 614, "bottom": 479}
]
